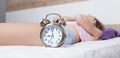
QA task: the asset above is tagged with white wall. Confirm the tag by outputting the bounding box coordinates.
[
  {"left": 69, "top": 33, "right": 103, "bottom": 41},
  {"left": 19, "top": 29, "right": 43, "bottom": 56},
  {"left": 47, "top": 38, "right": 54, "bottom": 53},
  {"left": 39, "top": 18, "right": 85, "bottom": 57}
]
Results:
[{"left": 6, "top": 0, "right": 120, "bottom": 24}]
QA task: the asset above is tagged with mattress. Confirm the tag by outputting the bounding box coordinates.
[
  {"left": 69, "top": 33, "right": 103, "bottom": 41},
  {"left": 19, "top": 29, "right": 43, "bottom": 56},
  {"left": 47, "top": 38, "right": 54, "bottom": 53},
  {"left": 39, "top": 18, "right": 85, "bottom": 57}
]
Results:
[{"left": 0, "top": 37, "right": 120, "bottom": 58}]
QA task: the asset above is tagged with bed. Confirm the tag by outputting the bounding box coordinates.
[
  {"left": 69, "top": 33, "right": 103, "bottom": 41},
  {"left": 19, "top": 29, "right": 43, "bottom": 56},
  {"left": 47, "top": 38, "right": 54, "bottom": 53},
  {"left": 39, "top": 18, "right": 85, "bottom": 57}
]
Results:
[
  {"left": 0, "top": 24, "right": 120, "bottom": 58},
  {"left": 0, "top": 37, "right": 120, "bottom": 58}
]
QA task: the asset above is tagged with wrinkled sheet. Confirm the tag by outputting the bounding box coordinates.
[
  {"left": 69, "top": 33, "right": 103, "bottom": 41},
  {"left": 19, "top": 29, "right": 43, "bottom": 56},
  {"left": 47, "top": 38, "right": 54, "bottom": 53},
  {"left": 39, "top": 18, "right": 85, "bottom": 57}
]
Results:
[{"left": 0, "top": 37, "right": 120, "bottom": 58}]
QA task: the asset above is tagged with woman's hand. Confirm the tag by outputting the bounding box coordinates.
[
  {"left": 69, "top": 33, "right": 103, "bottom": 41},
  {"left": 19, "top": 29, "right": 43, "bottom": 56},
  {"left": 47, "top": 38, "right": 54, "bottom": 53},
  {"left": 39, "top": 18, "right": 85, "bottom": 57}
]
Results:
[{"left": 74, "top": 15, "right": 96, "bottom": 26}]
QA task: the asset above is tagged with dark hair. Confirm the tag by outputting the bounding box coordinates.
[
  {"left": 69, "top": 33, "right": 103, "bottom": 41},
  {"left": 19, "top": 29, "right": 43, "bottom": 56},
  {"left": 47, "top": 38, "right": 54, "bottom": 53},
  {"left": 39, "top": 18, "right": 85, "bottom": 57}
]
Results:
[{"left": 95, "top": 18, "right": 105, "bottom": 31}]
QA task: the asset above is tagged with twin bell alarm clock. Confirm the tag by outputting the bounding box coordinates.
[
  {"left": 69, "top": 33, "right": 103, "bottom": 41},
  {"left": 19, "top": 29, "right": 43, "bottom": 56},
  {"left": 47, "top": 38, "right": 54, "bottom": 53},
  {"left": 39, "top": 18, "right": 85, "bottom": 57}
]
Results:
[{"left": 40, "top": 13, "right": 66, "bottom": 47}]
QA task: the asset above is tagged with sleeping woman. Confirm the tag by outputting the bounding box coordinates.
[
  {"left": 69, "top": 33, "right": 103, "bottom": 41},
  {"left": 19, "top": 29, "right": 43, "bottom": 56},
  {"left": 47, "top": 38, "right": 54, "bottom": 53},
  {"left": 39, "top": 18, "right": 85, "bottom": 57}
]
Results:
[{"left": 0, "top": 15, "right": 119, "bottom": 46}]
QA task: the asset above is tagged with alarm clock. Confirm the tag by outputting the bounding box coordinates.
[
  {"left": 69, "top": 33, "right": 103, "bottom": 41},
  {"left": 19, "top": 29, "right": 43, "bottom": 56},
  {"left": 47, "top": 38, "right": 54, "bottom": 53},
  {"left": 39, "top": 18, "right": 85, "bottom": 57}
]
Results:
[{"left": 40, "top": 13, "right": 66, "bottom": 47}]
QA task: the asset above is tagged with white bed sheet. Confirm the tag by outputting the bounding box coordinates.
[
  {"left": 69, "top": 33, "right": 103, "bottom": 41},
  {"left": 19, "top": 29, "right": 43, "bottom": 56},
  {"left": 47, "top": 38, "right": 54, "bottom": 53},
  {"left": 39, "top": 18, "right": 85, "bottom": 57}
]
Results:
[{"left": 0, "top": 37, "right": 120, "bottom": 58}]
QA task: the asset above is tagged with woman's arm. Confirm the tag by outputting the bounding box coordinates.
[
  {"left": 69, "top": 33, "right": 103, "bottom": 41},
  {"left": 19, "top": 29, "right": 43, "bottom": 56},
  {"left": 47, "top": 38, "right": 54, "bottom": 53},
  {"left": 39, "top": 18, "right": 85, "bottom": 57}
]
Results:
[
  {"left": 74, "top": 15, "right": 102, "bottom": 40},
  {"left": 0, "top": 23, "right": 44, "bottom": 46}
]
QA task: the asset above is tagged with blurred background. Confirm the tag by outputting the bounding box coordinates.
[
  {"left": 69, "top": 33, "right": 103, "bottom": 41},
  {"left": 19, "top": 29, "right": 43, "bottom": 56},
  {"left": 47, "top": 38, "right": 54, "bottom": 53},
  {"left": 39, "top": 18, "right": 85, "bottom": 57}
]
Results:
[
  {"left": 0, "top": 0, "right": 86, "bottom": 23},
  {"left": 6, "top": 0, "right": 86, "bottom": 12},
  {"left": 0, "top": 0, "right": 120, "bottom": 24}
]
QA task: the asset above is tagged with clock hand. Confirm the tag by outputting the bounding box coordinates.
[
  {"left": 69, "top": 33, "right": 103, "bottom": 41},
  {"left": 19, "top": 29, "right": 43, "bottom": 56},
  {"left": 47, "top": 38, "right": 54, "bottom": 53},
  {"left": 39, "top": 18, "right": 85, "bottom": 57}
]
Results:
[
  {"left": 49, "top": 28, "right": 54, "bottom": 42},
  {"left": 51, "top": 27, "right": 54, "bottom": 38}
]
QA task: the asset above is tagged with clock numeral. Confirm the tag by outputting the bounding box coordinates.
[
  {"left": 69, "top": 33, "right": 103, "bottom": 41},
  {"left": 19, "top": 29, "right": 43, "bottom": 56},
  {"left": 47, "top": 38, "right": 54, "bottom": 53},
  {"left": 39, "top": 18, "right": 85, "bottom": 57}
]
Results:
[
  {"left": 51, "top": 42, "right": 53, "bottom": 44},
  {"left": 48, "top": 40, "right": 50, "bottom": 43},
  {"left": 59, "top": 34, "right": 62, "bottom": 37},
  {"left": 45, "top": 31, "right": 48, "bottom": 33},
  {"left": 45, "top": 38, "right": 47, "bottom": 41},
  {"left": 47, "top": 28, "right": 50, "bottom": 31},
  {"left": 56, "top": 41, "right": 58, "bottom": 44},
  {"left": 43, "top": 34, "right": 46, "bottom": 37},
  {"left": 58, "top": 38, "right": 60, "bottom": 41},
  {"left": 47, "top": 35, "right": 51, "bottom": 37},
  {"left": 51, "top": 27, "right": 54, "bottom": 30}
]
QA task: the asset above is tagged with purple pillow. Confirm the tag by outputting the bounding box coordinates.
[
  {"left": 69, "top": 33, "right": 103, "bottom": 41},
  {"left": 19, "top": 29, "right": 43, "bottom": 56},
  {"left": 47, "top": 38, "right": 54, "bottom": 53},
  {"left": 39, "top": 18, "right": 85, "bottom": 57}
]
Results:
[{"left": 99, "top": 28, "right": 120, "bottom": 40}]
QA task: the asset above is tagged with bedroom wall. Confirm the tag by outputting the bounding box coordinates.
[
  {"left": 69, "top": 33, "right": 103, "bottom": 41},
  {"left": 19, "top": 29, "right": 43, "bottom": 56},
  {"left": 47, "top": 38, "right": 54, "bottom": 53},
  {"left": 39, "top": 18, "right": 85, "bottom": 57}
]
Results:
[{"left": 6, "top": 0, "right": 120, "bottom": 24}]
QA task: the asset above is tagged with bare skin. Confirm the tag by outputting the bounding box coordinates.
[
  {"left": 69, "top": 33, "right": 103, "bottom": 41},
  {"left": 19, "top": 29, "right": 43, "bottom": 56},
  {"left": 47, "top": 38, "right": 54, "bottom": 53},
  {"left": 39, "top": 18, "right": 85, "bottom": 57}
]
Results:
[
  {"left": 0, "top": 23, "right": 44, "bottom": 46},
  {"left": 0, "top": 15, "right": 102, "bottom": 46}
]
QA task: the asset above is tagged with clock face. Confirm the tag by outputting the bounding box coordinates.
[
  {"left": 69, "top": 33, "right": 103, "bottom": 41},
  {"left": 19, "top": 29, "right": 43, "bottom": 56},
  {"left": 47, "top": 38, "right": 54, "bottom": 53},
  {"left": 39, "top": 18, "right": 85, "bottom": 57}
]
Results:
[{"left": 41, "top": 25, "right": 64, "bottom": 47}]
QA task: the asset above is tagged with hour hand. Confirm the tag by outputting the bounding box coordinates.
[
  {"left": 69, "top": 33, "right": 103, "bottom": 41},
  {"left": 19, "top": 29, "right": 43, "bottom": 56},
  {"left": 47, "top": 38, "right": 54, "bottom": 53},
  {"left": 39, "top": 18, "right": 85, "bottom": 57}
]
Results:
[{"left": 51, "top": 28, "right": 54, "bottom": 38}]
